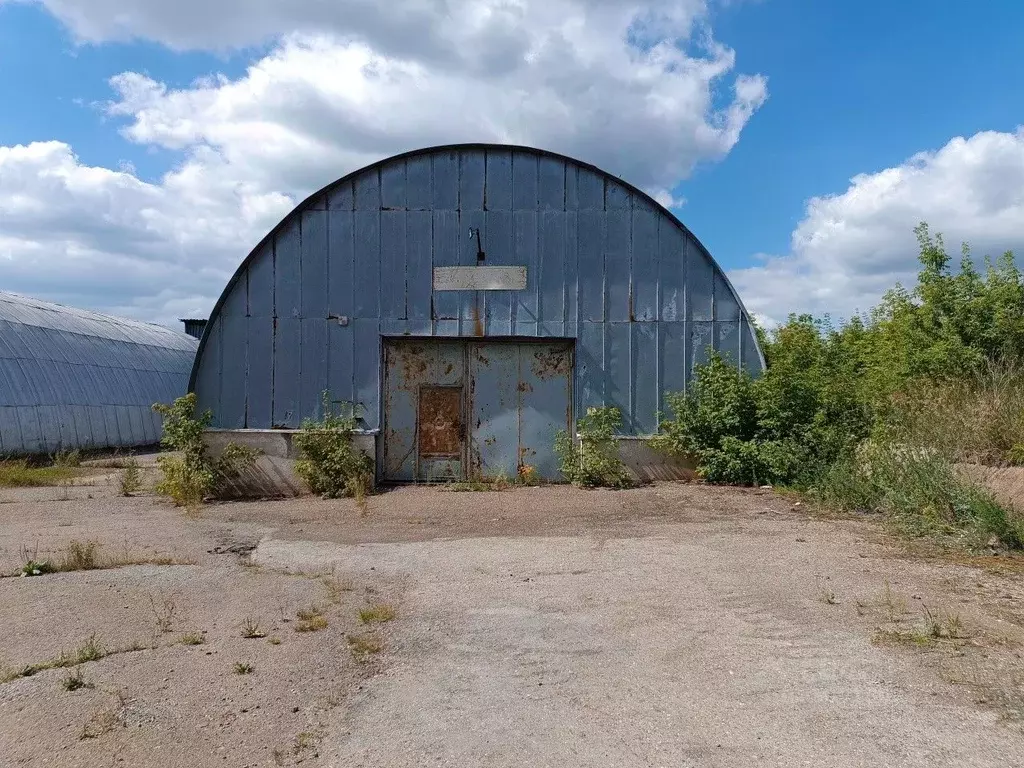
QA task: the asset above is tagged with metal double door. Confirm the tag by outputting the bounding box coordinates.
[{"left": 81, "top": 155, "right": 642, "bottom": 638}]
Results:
[{"left": 382, "top": 339, "right": 573, "bottom": 482}]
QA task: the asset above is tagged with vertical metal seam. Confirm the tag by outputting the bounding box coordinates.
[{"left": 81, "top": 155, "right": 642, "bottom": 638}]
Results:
[
  {"left": 325, "top": 203, "right": 333, "bottom": 412},
  {"left": 270, "top": 235, "right": 277, "bottom": 425},
  {"left": 244, "top": 268, "right": 250, "bottom": 429}
]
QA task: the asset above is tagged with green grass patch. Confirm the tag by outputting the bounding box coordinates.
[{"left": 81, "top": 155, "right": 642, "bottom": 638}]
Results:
[
  {"left": 0, "top": 460, "right": 78, "bottom": 488},
  {"left": 358, "top": 603, "right": 397, "bottom": 624}
]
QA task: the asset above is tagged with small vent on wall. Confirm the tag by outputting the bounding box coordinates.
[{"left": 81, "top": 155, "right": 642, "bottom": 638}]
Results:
[{"left": 180, "top": 318, "right": 208, "bottom": 339}]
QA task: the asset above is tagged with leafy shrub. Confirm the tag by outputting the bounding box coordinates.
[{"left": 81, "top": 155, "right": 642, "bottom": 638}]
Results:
[
  {"left": 554, "top": 406, "right": 634, "bottom": 488},
  {"left": 653, "top": 353, "right": 812, "bottom": 486},
  {"left": 293, "top": 395, "right": 375, "bottom": 499},
  {"left": 152, "top": 394, "right": 260, "bottom": 506},
  {"left": 20, "top": 559, "right": 54, "bottom": 577}
]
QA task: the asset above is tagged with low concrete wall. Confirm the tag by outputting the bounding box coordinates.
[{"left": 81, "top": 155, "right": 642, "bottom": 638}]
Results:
[
  {"left": 204, "top": 429, "right": 377, "bottom": 498},
  {"left": 204, "top": 429, "right": 693, "bottom": 495},
  {"left": 615, "top": 438, "right": 698, "bottom": 483}
]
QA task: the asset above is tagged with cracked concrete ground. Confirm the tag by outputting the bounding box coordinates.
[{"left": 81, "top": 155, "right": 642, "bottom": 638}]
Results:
[{"left": 2, "top": 481, "right": 1024, "bottom": 767}]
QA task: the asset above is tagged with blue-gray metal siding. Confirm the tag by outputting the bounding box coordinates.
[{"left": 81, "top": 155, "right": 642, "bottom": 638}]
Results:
[
  {"left": 0, "top": 292, "right": 199, "bottom": 455},
  {"left": 192, "top": 144, "right": 764, "bottom": 436}
]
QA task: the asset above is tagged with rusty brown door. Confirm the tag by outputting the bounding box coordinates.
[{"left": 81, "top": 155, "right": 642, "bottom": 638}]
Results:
[{"left": 417, "top": 385, "right": 464, "bottom": 481}]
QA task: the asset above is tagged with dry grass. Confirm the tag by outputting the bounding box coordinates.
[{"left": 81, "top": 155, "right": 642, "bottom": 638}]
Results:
[
  {"left": 148, "top": 594, "right": 177, "bottom": 634},
  {"left": 233, "top": 661, "right": 255, "bottom": 675},
  {"left": 321, "top": 573, "right": 354, "bottom": 605},
  {"left": 80, "top": 690, "right": 132, "bottom": 740},
  {"left": 295, "top": 606, "right": 328, "bottom": 633},
  {"left": 10, "top": 539, "right": 192, "bottom": 578},
  {"left": 347, "top": 634, "right": 382, "bottom": 661},
  {"left": 358, "top": 603, "right": 397, "bottom": 624},
  {"left": 178, "top": 632, "right": 205, "bottom": 646}
]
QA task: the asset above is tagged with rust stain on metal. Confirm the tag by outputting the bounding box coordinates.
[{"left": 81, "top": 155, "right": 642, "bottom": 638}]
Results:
[
  {"left": 392, "top": 344, "right": 428, "bottom": 388},
  {"left": 531, "top": 346, "right": 571, "bottom": 380},
  {"left": 418, "top": 386, "right": 462, "bottom": 457},
  {"left": 471, "top": 301, "right": 484, "bottom": 337}
]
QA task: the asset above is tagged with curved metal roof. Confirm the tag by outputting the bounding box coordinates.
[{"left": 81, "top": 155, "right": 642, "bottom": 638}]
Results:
[
  {"left": 0, "top": 291, "right": 198, "bottom": 455},
  {"left": 190, "top": 142, "right": 765, "bottom": 390}
]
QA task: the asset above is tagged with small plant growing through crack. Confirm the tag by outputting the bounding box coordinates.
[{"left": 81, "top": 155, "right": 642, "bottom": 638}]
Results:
[
  {"left": 233, "top": 661, "right": 255, "bottom": 675},
  {"left": 358, "top": 603, "right": 397, "bottom": 624},
  {"left": 241, "top": 616, "right": 267, "bottom": 639},
  {"left": 62, "top": 667, "right": 94, "bottom": 692},
  {"left": 19, "top": 542, "right": 54, "bottom": 577},
  {"left": 119, "top": 456, "right": 142, "bottom": 496},
  {"left": 148, "top": 594, "right": 177, "bottom": 634},
  {"left": 922, "top": 605, "right": 964, "bottom": 639}
]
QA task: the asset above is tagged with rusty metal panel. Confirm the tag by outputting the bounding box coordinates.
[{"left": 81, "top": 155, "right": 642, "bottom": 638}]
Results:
[
  {"left": 382, "top": 339, "right": 465, "bottom": 482},
  {"left": 517, "top": 342, "right": 572, "bottom": 480},
  {"left": 468, "top": 342, "right": 519, "bottom": 478}
]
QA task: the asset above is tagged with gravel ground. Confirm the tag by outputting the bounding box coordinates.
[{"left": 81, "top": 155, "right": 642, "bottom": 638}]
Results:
[{"left": 2, "top": 480, "right": 1024, "bottom": 767}]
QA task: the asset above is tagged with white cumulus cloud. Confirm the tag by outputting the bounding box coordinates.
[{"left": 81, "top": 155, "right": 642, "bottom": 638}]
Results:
[
  {"left": 1, "top": 1, "right": 767, "bottom": 326},
  {"left": 729, "top": 128, "right": 1024, "bottom": 326}
]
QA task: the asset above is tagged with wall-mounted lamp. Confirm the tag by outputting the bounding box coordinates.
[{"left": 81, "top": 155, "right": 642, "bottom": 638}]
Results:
[{"left": 468, "top": 227, "right": 486, "bottom": 263}]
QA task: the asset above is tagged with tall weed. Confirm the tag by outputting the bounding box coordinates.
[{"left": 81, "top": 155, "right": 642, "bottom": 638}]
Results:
[{"left": 293, "top": 394, "right": 375, "bottom": 499}]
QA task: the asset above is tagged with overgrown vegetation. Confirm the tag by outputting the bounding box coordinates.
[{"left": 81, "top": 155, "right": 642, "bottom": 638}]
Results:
[
  {"left": 555, "top": 406, "right": 634, "bottom": 488},
  {"left": 293, "top": 394, "right": 375, "bottom": 499},
  {"left": 656, "top": 223, "right": 1024, "bottom": 548},
  {"left": 152, "top": 393, "right": 261, "bottom": 506}
]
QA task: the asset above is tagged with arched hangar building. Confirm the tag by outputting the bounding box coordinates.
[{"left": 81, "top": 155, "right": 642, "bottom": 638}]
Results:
[
  {"left": 191, "top": 144, "right": 764, "bottom": 483},
  {"left": 0, "top": 291, "right": 198, "bottom": 455}
]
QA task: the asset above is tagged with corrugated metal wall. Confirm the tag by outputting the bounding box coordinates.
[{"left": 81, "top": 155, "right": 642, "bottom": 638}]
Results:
[
  {"left": 192, "top": 144, "right": 764, "bottom": 436},
  {"left": 0, "top": 292, "right": 198, "bottom": 455}
]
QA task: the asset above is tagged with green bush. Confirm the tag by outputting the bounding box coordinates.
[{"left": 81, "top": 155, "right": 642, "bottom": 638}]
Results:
[
  {"left": 554, "top": 406, "right": 633, "bottom": 489},
  {"left": 293, "top": 395, "right": 375, "bottom": 499},
  {"left": 152, "top": 394, "right": 260, "bottom": 506},
  {"left": 652, "top": 223, "right": 1024, "bottom": 549},
  {"left": 814, "top": 441, "right": 1023, "bottom": 547}
]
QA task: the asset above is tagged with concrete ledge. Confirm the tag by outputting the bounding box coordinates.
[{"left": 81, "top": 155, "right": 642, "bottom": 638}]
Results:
[
  {"left": 202, "top": 429, "right": 693, "bottom": 494},
  {"left": 614, "top": 437, "right": 698, "bottom": 483},
  {"left": 204, "top": 429, "right": 377, "bottom": 498}
]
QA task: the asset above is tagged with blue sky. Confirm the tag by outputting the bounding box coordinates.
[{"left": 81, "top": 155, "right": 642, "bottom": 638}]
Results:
[
  {"left": 0, "top": 0, "right": 1022, "bottom": 325},
  {"left": 685, "top": 0, "right": 1024, "bottom": 271}
]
